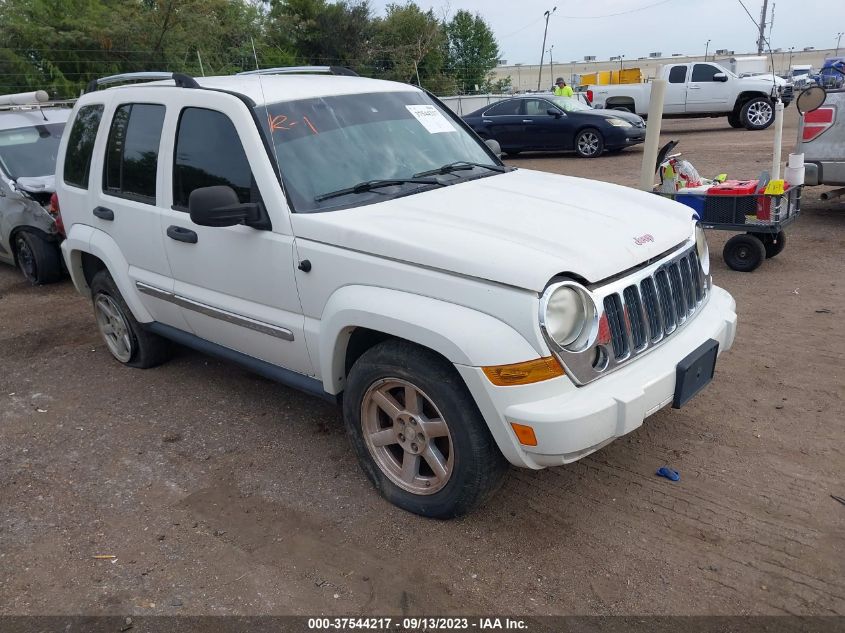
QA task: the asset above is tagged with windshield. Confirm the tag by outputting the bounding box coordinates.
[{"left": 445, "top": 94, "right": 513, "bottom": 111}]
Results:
[
  {"left": 548, "top": 96, "right": 592, "bottom": 112},
  {"left": 0, "top": 123, "right": 65, "bottom": 180},
  {"left": 258, "top": 91, "right": 499, "bottom": 212}
]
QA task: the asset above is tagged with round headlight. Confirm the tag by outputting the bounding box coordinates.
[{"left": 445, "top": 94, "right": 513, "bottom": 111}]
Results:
[
  {"left": 695, "top": 223, "right": 710, "bottom": 275},
  {"left": 542, "top": 284, "right": 594, "bottom": 349}
]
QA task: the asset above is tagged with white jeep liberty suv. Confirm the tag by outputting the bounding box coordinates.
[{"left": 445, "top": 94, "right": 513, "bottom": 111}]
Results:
[{"left": 56, "top": 69, "right": 737, "bottom": 518}]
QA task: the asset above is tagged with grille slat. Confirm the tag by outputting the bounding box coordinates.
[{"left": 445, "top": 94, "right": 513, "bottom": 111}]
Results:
[
  {"left": 623, "top": 286, "right": 647, "bottom": 351},
  {"left": 556, "top": 244, "right": 709, "bottom": 385},
  {"left": 603, "top": 294, "right": 630, "bottom": 359}
]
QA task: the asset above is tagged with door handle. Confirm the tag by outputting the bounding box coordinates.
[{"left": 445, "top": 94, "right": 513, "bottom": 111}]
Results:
[
  {"left": 522, "top": 119, "right": 534, "bottom": 123},
  {"left": 166, "top": 225, "right": 198, "bottom": 244},
  {"left": 93, "top": 206, "right": 114, "bottom": 221},
  {"left": 688, "top": 85, "right": 701, "bottom": 89},
  {"left": 482, "top": 119, "right": 493, "bottom": 123}
]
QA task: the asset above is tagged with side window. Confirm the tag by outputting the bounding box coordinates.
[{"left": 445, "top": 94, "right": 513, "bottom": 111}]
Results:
[
  {"left": 668, "top": 66, "right": 688, "bottom": 84},
  {"left": 484, "top": 100, "right": 521, "bottom": 116},
  {"left": 523, "top": 99, "right": 551, "bottom": 116},
  {"left": 173, "top": 108, "right": 260, "bottom": 210},
  {"left": 691, "top": 64, "right": 720, "bottom": 82},
  {"left": 63, "top": 104, "right": 104, "bottom": 189},
  {"left": 103, "top": 103, "right": 165, "bottom": 203}
]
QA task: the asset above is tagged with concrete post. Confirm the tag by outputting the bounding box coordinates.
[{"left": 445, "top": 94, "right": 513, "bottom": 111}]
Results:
[{"left": 638, "top": 79, "right": 667, "bottom": 191}]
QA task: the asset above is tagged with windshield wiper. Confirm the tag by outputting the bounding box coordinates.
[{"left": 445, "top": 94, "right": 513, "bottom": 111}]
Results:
[
  {"left": 413, "top": 161, "right": 507, "bottom": 178},
  {"left": 314, "top": 178, "right": 444, "bottom": 202}
]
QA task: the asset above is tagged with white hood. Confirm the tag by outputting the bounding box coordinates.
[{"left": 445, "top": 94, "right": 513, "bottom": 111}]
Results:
[{"left": 291, "top": 169, "right": 694, "bottom": 292}]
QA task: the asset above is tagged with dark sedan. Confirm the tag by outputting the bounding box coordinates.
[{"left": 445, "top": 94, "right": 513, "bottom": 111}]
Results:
[{"left": 462, "top": 94, "right": 646, "bottom": 158}]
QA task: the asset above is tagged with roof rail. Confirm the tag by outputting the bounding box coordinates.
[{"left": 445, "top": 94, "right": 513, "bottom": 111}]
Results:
[
  {"left": 84, "top": 72, "right": 199, "bottom": 94},
  {"left": 237, "top": 65, "right": 359, "bottom": 77}
]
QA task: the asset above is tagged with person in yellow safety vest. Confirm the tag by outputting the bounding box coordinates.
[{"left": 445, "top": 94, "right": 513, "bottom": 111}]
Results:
[{"left": 553, "top": 77, "right": 574, "bottom": 97}]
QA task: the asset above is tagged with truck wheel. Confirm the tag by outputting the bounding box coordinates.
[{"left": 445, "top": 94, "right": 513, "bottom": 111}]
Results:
[
  {"left": 14, "top": 231, "right": 63, "bottom": 285},
  {"left": 575, "top": 128, "right": 604, "bottom": 158},
  {"left": 741, "top": 97, "right": 774, "bottom": 130},
  {"left": 723, "top": 234, "right": 766, "bottom": 272},
  {"left": 343, "top": 339, "right": 508, "bottom": 518},
  {"left": 727, "top": 110, "right": 744, "bottom": 128},
  {"left": 89, "top": 269, "right": 171, "bottom": 368}
]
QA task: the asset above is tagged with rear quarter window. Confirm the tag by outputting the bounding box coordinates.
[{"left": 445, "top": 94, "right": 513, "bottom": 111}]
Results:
[
  {"left": 64, "top": 104, "right": 105, "bottom": 189},
  {"left": 103, "top": 103, "right": 165, "bottom": 203}
]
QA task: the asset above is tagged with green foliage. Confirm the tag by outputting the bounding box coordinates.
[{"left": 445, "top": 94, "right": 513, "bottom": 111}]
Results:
[
  {"left": 0, "top": 0, "right": 502, "bottom": 97},
  {"left": 445, "top": 10, "right": 499, "bottom": 94}
]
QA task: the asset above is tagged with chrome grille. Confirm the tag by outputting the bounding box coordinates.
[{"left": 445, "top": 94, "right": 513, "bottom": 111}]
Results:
[{"left": 604, "top": 246, "right": 707, "bottom": 362}]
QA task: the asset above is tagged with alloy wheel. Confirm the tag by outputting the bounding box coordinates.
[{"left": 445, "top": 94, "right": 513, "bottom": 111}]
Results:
[
  {"left": 361, "top": 378, "right": 454, "bottom": 495},
  {"left": 746, "top": 101, "right": 773, "bottom": 127},
  {"left": 94, "top": 294, "right": 133, "bottom": 363},
  {"left": 577, "top": 132, "right": 600, "bottom": 156}
]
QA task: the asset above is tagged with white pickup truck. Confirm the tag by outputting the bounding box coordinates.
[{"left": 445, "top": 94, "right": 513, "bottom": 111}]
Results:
[{"left": 588, "top": 62, "right": 791, "bottom": 131}]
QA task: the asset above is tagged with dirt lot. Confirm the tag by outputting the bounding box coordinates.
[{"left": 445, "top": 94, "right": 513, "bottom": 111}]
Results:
[{"left": 1, "top": 110, "right": 843, "bottom": 617}]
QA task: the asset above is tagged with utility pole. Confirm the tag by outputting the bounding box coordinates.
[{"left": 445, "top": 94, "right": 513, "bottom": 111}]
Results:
[
  {"left": 548, "top": 45, "right": 554, "bottom": 84},
  {"left": 787, "top": 46, "right": 794, "bottom": 73},
  {"left": 515, "top": 63, "right": 522, "bottom": 92},
  {"left": 619, "top": 54, "right": 625, "bottom": 72},
  {"left": 705, "top": 39, "right": 711, "bottom": 61},
  {"left": 836, "top": 32, "right": 844, "bottom": 56},
  {"left": 538, "top": 7, "right": 556, "bottom": 91},
  {"left": 756, "top": 0, "right": 769, "bottom": 54}
]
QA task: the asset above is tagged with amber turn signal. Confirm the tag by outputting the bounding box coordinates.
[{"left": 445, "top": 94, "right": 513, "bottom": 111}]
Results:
[
  {"left": 482, "top": 356, "right": 564, "bottom": 386},
  {"left": 510, "top": 422, "right": 538, "bottom": 446}
]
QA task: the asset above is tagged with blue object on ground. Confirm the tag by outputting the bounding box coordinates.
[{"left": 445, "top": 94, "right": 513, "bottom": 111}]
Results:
[
  {"left": 656, "top": 466, "right": 681, "bottom": 481},
  {"left": 675, "top": 193, "right": 706, "bottom": 217}
]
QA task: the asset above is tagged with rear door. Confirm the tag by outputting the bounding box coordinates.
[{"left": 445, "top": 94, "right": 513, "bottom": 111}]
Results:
[
  {"left": 686, "top": 64, "right": 733, "bottom": 112},
  {"left": 477, "top": 99, "right": 525, "bottom": 149},
  {"left": 91, "top": 99, "right": 187, "bottom": 328},
  {"left": 664, "top": 64, "right": 689, "bottom": 113},
  {"left": 157, "top": 96, "right": 312, "bottom": 376}
]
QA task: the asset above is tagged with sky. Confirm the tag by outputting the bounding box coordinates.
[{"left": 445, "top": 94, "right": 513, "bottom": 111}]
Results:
[{"left": 370, "top": 0, "right": 845, "bottom": 64}]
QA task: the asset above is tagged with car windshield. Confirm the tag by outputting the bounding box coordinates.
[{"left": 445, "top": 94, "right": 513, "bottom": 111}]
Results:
[
  {"left": 548, "top": 96, "right": 592, "bottom": 112},
  {"left": 0, "top": 122, "right": 65, "bottom": 180},
  {"left": 257, "top": 91, "right": 499, "bottom": 212}
]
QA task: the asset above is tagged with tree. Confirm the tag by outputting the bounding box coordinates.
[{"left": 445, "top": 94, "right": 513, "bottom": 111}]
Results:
[
  {"left": 444, "top": 10, "right": 499, "bottom": 94},
  {"left": 370, "top": 2, "right": 449, "bottom": 91}
]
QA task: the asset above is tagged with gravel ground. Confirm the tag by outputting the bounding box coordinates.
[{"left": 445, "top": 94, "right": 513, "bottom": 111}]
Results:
[{"left": 1, "top": 109, "right": 843, "bottom": 616}]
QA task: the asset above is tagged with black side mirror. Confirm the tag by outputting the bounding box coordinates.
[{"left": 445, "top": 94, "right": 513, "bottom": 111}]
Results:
[
  {"left": 547, "top": 108, "right": 563, "bottom": 118},
  {"left": 188, "top": 185, "right": 269, "bottom": 230}
]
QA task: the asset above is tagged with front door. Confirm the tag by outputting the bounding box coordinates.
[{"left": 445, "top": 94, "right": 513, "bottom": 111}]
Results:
[
  {"left": 686, "top": 64, "right": 733, "bottom": 112},
  {"left": 520, "top": 98, "right": 572, "bottom": 149},
  {"left": 157, "top": 99, "right": 313, "bottom": 377}
]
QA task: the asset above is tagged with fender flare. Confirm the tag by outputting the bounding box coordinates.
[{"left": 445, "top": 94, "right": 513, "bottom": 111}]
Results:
[
  {"left": 61, "top": 224, "right": 153, "bottom": 322},
  {"left": 319, "top": 285, "right": 541, "bottom": 394}
]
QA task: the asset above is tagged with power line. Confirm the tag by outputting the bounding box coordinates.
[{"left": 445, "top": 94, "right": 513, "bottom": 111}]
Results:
[{"left": 553, "top": 0, "right": 676, "bottom": 20}]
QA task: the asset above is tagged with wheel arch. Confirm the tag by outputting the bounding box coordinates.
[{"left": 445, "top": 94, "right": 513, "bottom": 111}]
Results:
[
  {"left": 604, "top": 97, "right": 636, "bottom": 110},
  {"left": 319, "top": 285, "right": 542, "bottom": 396},
  {"left": 733, "top": 91, "right": 769, "bottom": 111}
]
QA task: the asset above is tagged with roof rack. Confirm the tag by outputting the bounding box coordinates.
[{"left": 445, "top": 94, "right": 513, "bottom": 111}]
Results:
[
  {"left": 84, "top": 71, "right": 199, "bottom": 94},
  {"left": 237, "top": 65, "right": 359, "bottom": 77}
]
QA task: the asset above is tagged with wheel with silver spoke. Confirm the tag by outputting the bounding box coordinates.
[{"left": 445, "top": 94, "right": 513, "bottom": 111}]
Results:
[
  {"left": 361, "top": 378, "right": 454, "bottom": 495},
  {"left": 343, "top": 340, "right": 508, "bottom": 518},
  {"left": 95, "top": 294, "right": 133, "bottom": 362},
  {"left": 741, "top": 97, "right": 775, "bottom": 130},
  {"left": 89, "top": 269, "right": 171, "bottom": 368},
  {"left": 575, "top": 128, "right": 604, "bottom": 158}
]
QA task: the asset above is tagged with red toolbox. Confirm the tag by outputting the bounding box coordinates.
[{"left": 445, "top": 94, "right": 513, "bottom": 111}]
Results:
[{"left": 703, "top": 180, "right": 760, "bottom": 223}]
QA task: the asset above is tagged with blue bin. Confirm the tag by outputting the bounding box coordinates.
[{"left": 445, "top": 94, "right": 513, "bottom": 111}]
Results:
[{"left": 674, "top": 193, "right": 706, "bottom": 217}]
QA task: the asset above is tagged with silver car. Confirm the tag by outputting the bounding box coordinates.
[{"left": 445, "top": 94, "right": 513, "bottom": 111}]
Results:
[{"left": 0, "top": 91, "right": 71, "bottom": 283}]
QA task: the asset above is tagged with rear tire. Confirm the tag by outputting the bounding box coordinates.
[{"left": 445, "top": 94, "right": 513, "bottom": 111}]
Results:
[
  {"left": 727, "top": 110, "right": 744, "bottom": 128},
  {"left": 89, "top": 270, "right": 171, "bottom": 368},
  {"left": 343, "top": 339, "right": 508, "bottom": 519},
  {"left": 14, "top": 231, "right": 63, "bottom": 285},
  {"left": 723, "top": 234, "right": 766, "bottom": 272},
  {"left": 751, "top": 230, "right": 787, "bottom": 258},
  {"left": 741, "top": 97, "right": 775, "bottom": 130},
  {"left": 575, "top": 128, "right": 604, "bottom": 158}
]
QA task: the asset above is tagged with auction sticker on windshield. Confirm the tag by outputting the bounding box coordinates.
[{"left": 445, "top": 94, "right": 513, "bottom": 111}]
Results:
[{"left": 405, "top": 104, "right": 456, "bottom": 134}]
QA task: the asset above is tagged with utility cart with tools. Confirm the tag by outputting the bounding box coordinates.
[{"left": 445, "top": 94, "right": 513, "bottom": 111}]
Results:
[{"left": 654, "top": 141, "right": 802, "bottom": 272}]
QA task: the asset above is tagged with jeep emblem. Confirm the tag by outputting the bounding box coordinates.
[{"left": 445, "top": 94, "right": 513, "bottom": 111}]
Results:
[{"left": 633, "top": 234, "right": 655, "bottom": 245}]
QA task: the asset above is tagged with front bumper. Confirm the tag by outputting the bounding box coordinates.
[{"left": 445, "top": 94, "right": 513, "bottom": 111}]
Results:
[
  {"left": 456, "top": 285, "right": 737, "bottom": 469},
  {"left": 609, "top": 127, "right": 646, "bottom": 148}
]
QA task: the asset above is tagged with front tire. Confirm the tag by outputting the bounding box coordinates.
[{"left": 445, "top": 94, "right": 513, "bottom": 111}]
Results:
[
  {"left": 723, "top": 234, "right": 766, "bottom": 272},
  {"left": 741, "top": 97, "right": 775, "bottom": 130},
  {"left": 575, "top": 128, "right": 604, "bottom": 158},
  {"left": 90, "top": 270, "right": 171, "bottom": 368},
  {"left": 14, "top": 231, "right": 63, "bottom": 285},
  {"left": 343, "top": 340, "right": 508, "bottom": 518}
]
